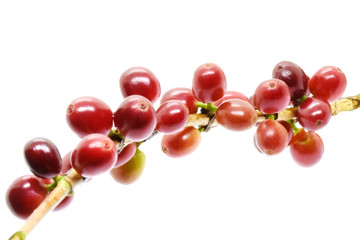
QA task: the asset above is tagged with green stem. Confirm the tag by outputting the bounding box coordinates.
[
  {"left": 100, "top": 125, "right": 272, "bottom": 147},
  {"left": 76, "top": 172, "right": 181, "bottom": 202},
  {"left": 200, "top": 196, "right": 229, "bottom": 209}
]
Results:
[
  {"left": 287, "top": 120, "right": 301, "bottom": 134},
  {"left": 46, "top": 175, "right": 66, "bottom": 192},
  {"left": 9, "top": 231, "right": 26, "bottom": 240},
  {"left": 195, "top": 102, "right": 218, "bottom": 113},
  {"left": 267, "top": 114, "right": 275, "bottom": 120}
]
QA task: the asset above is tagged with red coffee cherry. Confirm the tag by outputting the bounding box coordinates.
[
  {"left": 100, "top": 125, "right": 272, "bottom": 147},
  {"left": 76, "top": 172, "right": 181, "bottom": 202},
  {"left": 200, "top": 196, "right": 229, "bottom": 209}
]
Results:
[
  {"left": 66, "top": 96, "right": 113, "bottom": 138},
  {"left": 216, "top": 99, "right": 258, "bottom": 131},
  {"left": 308, "top": 66, "right": 347, "bottom": 103},
  {"left": 24, "top": 138, "right": 62, "bottom": 179},
  {"left": 119, "top": 67, "right": 161, "bottom": 103},
  {"left": 156, "top": 100, "right": 189, "bottom": 134},
  {"left": 161, "top": 126, "right": 201, "bottom": 158},
  {"left": 253, "top": 79, "right": 291, "bottom": 114},
  {"left": 290, "top": 128, "right": 324, "bottom": 167},
  {"left": 192, "top": 63, "right": 227, "bottom": 103},
  {"left": 114, "top": 95, "right": 157, "bottom": 142},
  {"left": 255, "top": 119, "right": 289, "bottom": 155},
  {"left": 6, "top": 175, "right": 48, "bottom": 219},
  {"left": 71, "top": 134, "right": 118, "bottom": 178}
]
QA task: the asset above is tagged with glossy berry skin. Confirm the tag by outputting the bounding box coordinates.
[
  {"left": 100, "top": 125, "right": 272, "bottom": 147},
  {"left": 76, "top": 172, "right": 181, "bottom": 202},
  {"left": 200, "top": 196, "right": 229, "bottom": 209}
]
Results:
[
  {"left": 71, "top": 134, "right": 117, "bottom": 177},
  {"left": 24, "top": 138, "right": 62, "bottom": 179},
  {"left": 66, "top": 96, "right": 113, "bottom": 138},
  {"left": 253, "top": 79, "right": 291, "bottom": 114},
  {"left": 156, "top": 100, "right": 189, "bottom": 134},
  {"left": 6, "top": 175, "right": 48, "bottom": 219},
  {"left": 114, "top": 142, "right": 137, "bottom": 168},
  {"left": 161, "top": 126, "right": 201, "bottom": 158},
  {"left": 216, "top": 99, "right": 258, "bottom": 131},
  {"left": 255, "top": 119, "right": 289, "bottom": 155},
  {"left": 297, "top": 97, "right": 332, "bottom": 131},
  {"left": 308, "top": 66, "right": 347, "bottom": 103},
  {"left": 110, "top": 148, "right": 146, "bottom": 185},
  {"left": 120, "top": 67, "right": 161, "bottom": 103},
  {"left": 272, "top": 61, "right": 310, "bottom": 101},
  {"left": 290, "top": 129, "right": 324, "bottom": 167},
  {"left": 160, "top": 88, "right": 198, "bottom": 114},
  {"left": 213, "top": 91, "right": 251, "bottom": 106},
  {"left": 114, "top": 95, "right": 156, "bottom": 141},
  {"left": 192, "top": 63, "right": 226, "bottom": 103}
]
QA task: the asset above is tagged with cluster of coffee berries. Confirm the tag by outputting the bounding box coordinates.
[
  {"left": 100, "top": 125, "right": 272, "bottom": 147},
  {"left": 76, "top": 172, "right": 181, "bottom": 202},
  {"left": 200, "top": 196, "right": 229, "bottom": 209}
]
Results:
[
  {"left": 5, "top": 61, "right": 347, "bottom": 221},
  {"left": 253, "top": 62, "right": 346, "bottom": 167}
]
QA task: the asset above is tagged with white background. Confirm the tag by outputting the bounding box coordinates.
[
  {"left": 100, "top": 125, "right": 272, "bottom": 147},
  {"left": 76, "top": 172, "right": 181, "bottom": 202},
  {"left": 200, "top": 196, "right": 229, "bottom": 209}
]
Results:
[{"left": 1, "top": 1, "right": 360, "bottom": 239}]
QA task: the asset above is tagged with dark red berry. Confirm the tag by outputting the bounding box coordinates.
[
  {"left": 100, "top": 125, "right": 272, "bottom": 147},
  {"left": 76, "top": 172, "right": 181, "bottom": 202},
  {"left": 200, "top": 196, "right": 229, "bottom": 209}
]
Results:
[
  {"left": 24, "top": 138, "right": 62, "bottom": 179},
  {"left": 272, "top": 61, "right": 310, "bottom": 101},
  {"left": 6, "top": 175, "right": 48, "bottom": 219}
]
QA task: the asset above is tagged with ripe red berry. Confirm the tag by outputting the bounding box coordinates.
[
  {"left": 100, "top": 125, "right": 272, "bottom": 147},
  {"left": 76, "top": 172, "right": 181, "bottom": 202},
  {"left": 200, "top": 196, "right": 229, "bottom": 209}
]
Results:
[
  {"left": 156, "top": 100, "right": 189, "bottom": 134},
  {"left": 110, "top": 148, "right": 146, "bottom": 185},
  {"left": 114, "top": 95, "right": 157, "bottom": 141},
  {"left": 297, "top": 97, "right": 332, "bottom": 131},
  {"left": 290, "top": 129, "right": 324, "bottom": 167},
  {"left": 161, "top": 126, "right": 201, "bottom": 158},
  {"left": 192, "top": 63, "right": 227, "bottom": 103},
  {"left": 272, "top": 61, "right": 310, "bottom": 101},
  {"left": 66, "top": 96, "right": 113, "bottom": 138},
  {"left": 308, "top": 66, "right": 347, "bottom": 103},
  {"left": 71, "top": 134, "right": 118, "bottom": 177},
  {"left": 119, "top": 67, "right": 161, "bottom": 103},
  {"left": 216, "top": 99, "right": 258, "bottom": 131},
  {"left": 255, "top": 119, "right": 289, "bottom": 155},
  {"left": 160, "top": 88, "right": 198, "bottom": 114},
  {"left": 6, "top": 175, "right": 48, "bottom": 219},
  {"left": 24, "top": 138, "right": 62, "bottom": 179},
  {"left": 253, "top": 79, "right": 291, "bottom": 114},
  {"left": 213, "top": 90, "right": 251, "bottom": 106}
]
